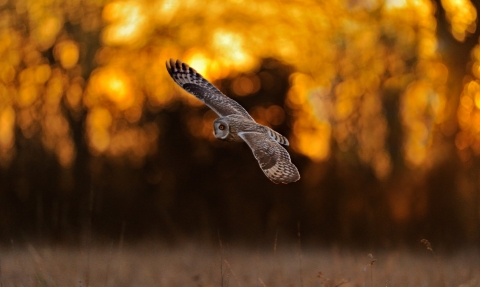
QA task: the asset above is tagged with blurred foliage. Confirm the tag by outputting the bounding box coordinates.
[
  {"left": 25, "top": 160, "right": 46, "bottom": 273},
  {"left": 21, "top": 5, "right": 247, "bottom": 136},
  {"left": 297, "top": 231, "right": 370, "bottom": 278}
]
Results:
[
  {"left": 0, "top": 0, "right": 479, "bottom": 246},
  {"left": 0, "top": 0, "right": 455, "bottom": 170}
]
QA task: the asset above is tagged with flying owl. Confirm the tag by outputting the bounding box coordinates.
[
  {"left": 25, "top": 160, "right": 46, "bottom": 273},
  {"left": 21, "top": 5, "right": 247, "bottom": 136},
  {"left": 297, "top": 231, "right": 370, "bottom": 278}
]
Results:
[{"left": 166, "top": 59, "right": 300, "bottom": 184}]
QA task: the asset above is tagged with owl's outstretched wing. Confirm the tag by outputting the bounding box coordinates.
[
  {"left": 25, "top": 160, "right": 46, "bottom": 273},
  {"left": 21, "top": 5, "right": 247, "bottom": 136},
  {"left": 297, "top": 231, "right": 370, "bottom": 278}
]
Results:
[
  {"left": 238, "top": 132, "right": 300, "bottom": 184},
  {"left": 166, "top": 59, "right": 254, "bottom": 121}
]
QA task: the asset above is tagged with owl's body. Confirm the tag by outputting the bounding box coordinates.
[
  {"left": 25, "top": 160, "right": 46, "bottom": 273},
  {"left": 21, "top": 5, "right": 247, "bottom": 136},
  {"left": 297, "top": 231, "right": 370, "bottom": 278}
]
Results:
[
  {"left": 213, "top": 115, "right": 288, "bottom": 144},
  {"left": 166, "top": 59, "right": 300, "bottom": 184}
]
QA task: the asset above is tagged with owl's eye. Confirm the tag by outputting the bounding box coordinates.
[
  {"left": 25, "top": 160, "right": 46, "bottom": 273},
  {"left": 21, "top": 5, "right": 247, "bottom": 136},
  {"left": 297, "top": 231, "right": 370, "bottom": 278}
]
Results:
[{"left": 219, "top": 124, "right": 225, "bottom": 130}]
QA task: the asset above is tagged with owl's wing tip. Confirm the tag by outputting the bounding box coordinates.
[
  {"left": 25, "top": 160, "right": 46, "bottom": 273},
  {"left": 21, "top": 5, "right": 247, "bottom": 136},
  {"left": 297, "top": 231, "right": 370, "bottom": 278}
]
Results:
[
  {"left": 166, "top": 58, "right": 181, "bottom": 75},
  {"left": 165, "top": 59, "right": 172, "bottom": 74},
  {"left": 166, "top": 59, "right": 194, "bottom": 73}
]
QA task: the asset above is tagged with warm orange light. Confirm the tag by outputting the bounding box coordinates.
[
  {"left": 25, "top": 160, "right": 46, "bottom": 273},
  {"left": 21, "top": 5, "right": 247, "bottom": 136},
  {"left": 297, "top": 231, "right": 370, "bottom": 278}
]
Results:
[
  {"left": 334, "top": 97, "right": 354, "bottom": 121},
  {"left": 287, "top": 73, "right": 332, "bottom": 162},
  {"left": 35, "top": 64, "right": 51, "bottom": 84},
  {"left": 265, "top": 105, "right": 285, "bottom": 126},
  {"left": 402, "top": 80, "right": 440, "bottom": 167},
  {"left": 212, "top": 30, "right": 254, "bottom": 70},
  {"left": 66, "top": 82, "right": 83, "bottom": 110},
  {"left": 0, "top": 63, "right": 15, "bottom": 83},
  {"left": 57, "top": 138, "right": 75, "bottom": 167},
  {"left": 86, "top": 67, "right": 135, "bottom": 110},
  {"left": 293, "top": 119, "right": 331, "bottom": 162},
  {"left": 0, "top": 107, "right": 15, "bottom": 148},
  {"left": 55, "top": 40, "right": 79, "bottom": 69},
  {"left": 441, "top": 0, "right": 477, "bottom": 41},
  {"left": 34, "top": 16, "right": 63, "bottom": 49},
  {"left": 102, "top": 1, "right": 149, "bottom": 46},
  {"left": 231, "top": 75, "right": 261, "bottom": 96},
  {"left": 185, "top": 51, "right": 209, "bottom": 78},
  {"left": 0, "top": 0, "right": 455, "bottom": 168},
  {"left": 154, "top": 0, "right": 180, "bottom": 24},
  {"left": 373, "top": 151, "right": 392, "bottom": 179},
  {"left": 107, "top": 124, "right": 159, "bottom": 165},
  {"left": 17, "top": 85, "right": 38, "bottom": 108},
  {"left": 87, "top": 107, "right": 112, "bottom": 153},
  {"left": 458, "top": 75, "right": 480, "bottom": 154},
  {"left": 385, "top": 0, "right": 407, "bottom": 9}
]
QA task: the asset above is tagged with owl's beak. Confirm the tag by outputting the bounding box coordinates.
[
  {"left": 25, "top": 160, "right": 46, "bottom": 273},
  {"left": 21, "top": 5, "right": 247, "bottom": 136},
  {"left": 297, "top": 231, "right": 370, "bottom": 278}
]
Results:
[{"left": 213, "top": 129, "right": 223, "bottom": 140}]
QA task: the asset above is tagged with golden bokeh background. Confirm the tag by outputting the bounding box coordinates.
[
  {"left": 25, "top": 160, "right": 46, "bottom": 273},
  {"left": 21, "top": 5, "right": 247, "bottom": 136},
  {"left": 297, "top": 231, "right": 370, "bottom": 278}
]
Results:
[{"left": 0, "top": 0, "right": 479, "bottom": 246}]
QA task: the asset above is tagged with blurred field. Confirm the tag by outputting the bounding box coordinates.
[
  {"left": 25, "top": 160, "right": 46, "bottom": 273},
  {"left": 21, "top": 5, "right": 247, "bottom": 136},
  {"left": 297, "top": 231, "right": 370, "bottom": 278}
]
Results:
[{"left": 0, "top": 242, "right": 478, "bottom": 287}]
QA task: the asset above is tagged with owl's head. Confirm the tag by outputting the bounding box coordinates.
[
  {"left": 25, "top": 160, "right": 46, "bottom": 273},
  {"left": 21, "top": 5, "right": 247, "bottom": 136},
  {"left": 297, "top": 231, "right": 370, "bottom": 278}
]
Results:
[{"left": 213, "top": 118, "right": 230, "bottom": 140}]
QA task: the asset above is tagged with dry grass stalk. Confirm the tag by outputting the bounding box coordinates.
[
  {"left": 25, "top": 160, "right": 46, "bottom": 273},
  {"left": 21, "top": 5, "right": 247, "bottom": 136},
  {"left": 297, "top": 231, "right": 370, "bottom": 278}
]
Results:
[
  {"left": 364, "top": 253, "right": 376, "bottom": 286},
  {"left": 218, "top": 232, "right": 227, "bottom": 287},
  {"left": 421, "top": 239, "right": 446, "bottom": 287},
  {"left": 224, "top": 259, "right": 242, "bottom": 287}
]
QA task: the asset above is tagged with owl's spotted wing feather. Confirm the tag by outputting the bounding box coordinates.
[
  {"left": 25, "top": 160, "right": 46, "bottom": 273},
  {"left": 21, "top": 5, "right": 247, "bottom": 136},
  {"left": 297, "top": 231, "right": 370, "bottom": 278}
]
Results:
[
  {"left": 166, "top": 59, "right": 254, "bottom": 121},
  {"left": 239, "top": 132, "right": 300, "bottom": 184}
]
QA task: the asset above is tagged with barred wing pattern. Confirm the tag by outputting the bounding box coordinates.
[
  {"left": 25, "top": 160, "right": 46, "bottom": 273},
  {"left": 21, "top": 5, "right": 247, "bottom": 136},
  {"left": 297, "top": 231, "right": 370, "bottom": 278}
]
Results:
[
  {"left": 266, "top": 127, "right": 290, "bottom": 146},
  {"left": 239, "top": 132, "right": 300, "bottom": 184},
  {"left": 166, "top": 59, "right": 254, "bottom": 121}
]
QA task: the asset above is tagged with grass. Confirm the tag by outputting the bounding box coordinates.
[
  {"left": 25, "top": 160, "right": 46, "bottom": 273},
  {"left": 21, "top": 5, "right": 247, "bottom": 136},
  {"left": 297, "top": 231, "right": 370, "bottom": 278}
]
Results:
[{"left": 0, "top": 241, "right": 479, "bottom": 287}]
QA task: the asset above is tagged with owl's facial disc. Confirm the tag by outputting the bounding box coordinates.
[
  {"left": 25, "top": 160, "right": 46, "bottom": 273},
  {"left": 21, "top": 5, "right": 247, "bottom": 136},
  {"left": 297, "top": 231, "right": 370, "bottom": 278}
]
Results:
[{"left": 213, "top": 119, "right": 229, "bottom": 140}]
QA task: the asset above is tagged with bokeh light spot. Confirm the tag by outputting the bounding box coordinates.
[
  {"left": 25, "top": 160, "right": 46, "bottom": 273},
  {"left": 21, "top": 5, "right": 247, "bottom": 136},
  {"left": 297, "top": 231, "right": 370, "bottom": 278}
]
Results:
[
  {"left": 87, "top": 67, "right": 135, "bottom": 110},
  {"left": 35, "top": 64, "right": 51, "bottom": 84},
  {"left": 87, "top": 107, "right": 112, "bottom": 153},
  {"left": 231, "top": 74, "right": 261, "bottom": 96},
  {"left": 55, "top": 40, "right": 80, "bottom": 69},
  {"left": 102, "top": 1, "right": 149, "bottom": 47},
  {"left": 17, "top": 85, "right": 38, "bottom": 107},
  {"left": 0, "top": 107, "right": 15, "bottom": 148},
  {"left": 35, "top": 15, "right": 63, "bottom": 49},
  {"left": 265, "top": 105, "right": 285, "bottom": 126}
]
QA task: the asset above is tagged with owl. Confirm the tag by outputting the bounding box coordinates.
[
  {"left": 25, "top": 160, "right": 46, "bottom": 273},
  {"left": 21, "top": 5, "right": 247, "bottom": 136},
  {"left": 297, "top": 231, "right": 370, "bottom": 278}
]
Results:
[{"left": 166, "top": 59, "right": 300, "bottom": 184}]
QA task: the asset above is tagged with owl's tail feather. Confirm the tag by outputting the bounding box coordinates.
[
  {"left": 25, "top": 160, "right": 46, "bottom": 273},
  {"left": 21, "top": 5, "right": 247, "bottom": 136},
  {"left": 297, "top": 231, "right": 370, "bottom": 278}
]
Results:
[{"left": 266, "top": 128, "right": 289, "bottom": 146}]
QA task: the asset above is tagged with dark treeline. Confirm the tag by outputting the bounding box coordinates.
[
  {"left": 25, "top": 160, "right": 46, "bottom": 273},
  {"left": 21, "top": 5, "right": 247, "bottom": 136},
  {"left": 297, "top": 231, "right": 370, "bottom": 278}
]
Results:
[{"left": 0, "top": 57, "right": 479, "bottom": 249}]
